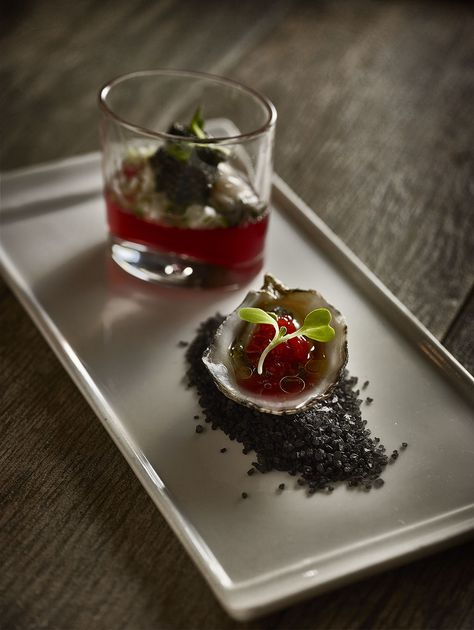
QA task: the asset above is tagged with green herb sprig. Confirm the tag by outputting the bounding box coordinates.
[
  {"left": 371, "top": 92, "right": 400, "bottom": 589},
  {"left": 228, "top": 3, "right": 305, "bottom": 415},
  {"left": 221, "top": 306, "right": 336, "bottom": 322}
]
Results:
[
  {"left": 163, "top": 107, "right": 230, "bottom": 165},
  {"left": 238, "top": 307, "right": 335, "bottom": 375},
  {"left": 189, "top": 107, "right": 206, "bottom": 139}
]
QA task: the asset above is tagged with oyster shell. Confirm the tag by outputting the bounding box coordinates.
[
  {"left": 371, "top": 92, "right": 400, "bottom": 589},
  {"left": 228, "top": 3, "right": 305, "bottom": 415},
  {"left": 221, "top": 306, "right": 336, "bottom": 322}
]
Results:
[{"left": 202, "top": 274, "right": 348, "bottom": 415}]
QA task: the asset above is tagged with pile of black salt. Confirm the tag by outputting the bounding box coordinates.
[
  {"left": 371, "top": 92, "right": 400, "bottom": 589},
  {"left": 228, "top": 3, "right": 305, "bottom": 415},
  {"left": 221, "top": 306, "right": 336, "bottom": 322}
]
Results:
[{"left": 185, "top": 315, "right": 402, "bottom": 494}]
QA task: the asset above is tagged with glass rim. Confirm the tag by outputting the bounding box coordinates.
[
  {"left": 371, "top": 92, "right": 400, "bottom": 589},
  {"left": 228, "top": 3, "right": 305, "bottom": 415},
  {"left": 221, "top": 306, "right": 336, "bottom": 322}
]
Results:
[{"left": 98, "top": 69, "right": 277, "bottom": 145}]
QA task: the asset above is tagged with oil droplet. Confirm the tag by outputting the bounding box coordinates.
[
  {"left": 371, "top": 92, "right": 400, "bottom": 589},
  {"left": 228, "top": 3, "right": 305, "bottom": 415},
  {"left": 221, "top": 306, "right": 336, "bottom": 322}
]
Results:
[
  {"left": 305, "top": 359, "right": 326, "bottom": 374},
  {"left": 235, "top": 364, "right": 253, "bottom": 380},
  {"left": 280, "top": 376, "right": 305, "bottom": 394}
]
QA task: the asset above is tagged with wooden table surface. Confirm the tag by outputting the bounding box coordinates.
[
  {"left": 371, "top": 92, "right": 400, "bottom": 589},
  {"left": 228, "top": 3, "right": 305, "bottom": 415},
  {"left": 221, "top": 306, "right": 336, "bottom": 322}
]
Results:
[{"left": 2, "top": 1, "right": 474, "bottom": 628}]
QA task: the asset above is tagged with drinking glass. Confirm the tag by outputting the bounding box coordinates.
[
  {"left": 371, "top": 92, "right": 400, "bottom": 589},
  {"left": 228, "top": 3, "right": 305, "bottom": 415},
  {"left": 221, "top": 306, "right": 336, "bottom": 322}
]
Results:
[{"left": 98, "top": 70, "right": 276, "bottom": 288}]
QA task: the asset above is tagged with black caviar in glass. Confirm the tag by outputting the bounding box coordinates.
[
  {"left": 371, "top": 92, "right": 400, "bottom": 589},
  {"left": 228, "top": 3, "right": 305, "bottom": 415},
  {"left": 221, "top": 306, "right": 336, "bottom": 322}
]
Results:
[{"left": 150, "top": 148, "right": 212, "bottom": 207}]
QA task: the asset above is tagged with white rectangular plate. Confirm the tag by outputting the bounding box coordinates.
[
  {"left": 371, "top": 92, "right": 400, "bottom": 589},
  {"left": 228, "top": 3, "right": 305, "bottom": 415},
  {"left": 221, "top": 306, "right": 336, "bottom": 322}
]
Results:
[{"left": 1, "top": 153, "right": 473, "bottom": 620}]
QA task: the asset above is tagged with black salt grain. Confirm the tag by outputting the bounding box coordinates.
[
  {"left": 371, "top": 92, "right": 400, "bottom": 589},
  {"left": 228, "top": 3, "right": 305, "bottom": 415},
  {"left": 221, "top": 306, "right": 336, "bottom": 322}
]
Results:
[{"left": 185, "top": 316, "right": 396, "bottom": 493}]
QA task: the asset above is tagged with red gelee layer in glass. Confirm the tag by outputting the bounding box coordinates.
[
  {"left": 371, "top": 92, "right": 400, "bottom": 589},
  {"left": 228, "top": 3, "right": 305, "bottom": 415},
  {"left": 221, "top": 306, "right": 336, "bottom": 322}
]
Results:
[{"left": 106, "top": 195, "right": 269, "bottom": 268}]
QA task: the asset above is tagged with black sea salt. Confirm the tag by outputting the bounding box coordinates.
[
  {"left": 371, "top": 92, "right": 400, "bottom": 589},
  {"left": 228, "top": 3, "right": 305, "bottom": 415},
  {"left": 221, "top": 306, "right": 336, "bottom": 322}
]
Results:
[{"left": 185, "top": 315, "right": 400, "bottom": 493}]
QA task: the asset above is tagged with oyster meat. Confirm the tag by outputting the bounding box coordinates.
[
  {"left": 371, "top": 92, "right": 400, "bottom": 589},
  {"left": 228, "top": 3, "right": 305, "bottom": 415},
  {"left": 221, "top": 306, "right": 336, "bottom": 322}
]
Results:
[{"left": 202, "top": 274, "right": 348, "bottom": 415}]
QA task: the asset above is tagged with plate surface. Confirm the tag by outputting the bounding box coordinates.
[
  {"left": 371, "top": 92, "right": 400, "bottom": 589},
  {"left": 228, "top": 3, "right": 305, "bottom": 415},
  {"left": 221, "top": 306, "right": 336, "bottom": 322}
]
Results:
[{"left": 1, "top": 153, "right": 473, "bottom": 620}]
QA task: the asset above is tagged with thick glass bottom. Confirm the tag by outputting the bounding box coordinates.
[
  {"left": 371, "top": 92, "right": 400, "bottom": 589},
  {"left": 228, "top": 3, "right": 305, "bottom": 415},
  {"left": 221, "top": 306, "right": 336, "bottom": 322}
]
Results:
[{"left": 110, "top": 236, "right": 264, "bottom": 288}]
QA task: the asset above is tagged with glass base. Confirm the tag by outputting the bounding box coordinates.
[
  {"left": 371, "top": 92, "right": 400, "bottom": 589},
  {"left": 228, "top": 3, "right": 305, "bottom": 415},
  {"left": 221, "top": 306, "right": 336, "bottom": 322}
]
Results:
[{"left": 110, "top": 236, "right": 263, "bottom": 289}]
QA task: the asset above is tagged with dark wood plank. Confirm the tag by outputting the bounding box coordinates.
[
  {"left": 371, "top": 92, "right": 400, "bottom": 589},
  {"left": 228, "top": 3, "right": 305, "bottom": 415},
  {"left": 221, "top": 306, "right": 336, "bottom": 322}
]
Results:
[
  {"left": 1, "top": 0, "right": 295, "bottom": 169},
  {"left": 444, "top": 287, "right": 474, "bottom": 375},
  {"left": 273, "top": 540, "right": 474, "bottom": 630},
  {"left": 230, "top": 0, "right": 474, "bottom": 348}
]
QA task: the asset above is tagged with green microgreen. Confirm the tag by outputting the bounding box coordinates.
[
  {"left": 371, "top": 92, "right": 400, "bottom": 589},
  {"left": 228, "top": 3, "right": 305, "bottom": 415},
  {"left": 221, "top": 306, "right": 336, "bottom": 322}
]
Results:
[
  {"left": 189, "top": 107, "right": 206, "bottom": 140},
  {"left": 166, "top": 142, "right": 193, "bottom": 162},
  {"left": 238, "top": 306, "right": 335, "bottom": 375},
  {"left": 164, "top": 107, "right": 229, "bottom": 164}
]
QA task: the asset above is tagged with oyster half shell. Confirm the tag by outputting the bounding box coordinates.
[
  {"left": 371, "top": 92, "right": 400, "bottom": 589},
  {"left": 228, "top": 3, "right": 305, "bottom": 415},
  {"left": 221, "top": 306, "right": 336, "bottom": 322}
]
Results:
[{"left": 202, "top": 274, "right": 348, "bottom": 415}]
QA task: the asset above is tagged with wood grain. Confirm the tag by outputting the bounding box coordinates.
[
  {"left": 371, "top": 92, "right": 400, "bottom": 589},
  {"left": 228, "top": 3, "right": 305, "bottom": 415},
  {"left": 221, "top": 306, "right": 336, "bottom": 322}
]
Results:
[
  {"left": 229, "top": 0, "right": 474, "bottom": 343},
  {"left": 1, "top": 0, "right": 474, "bottom": 628},
  {"left": 444, "top": 287, "right": 474, "bottom": 375},
  {"left": 1, "top": 0, "right": 295, "bottom": 169}
]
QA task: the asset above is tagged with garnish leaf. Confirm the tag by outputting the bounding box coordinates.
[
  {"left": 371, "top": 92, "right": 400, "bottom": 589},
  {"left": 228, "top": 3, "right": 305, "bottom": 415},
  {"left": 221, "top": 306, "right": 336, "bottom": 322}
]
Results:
[
  {"left": 302, "top": 307, "right": 332, "bottom": 328},
  {"left": 300, "top": 308, "right": 335, "bottom": 342},
  {"left": 166, "top": 142, "right": 193, "bottom": 162},
  {"left": 190, "top": 107, "right": 204, "bottom": 130},
  {"left": 163, "top": 107, "right": 229, "bottom": 166},
  {"left": 190, "top": 107, "right": 206, "bottom": 139},
  {"left": 238, "top": 307, "right": 279, "bottom": 327}
]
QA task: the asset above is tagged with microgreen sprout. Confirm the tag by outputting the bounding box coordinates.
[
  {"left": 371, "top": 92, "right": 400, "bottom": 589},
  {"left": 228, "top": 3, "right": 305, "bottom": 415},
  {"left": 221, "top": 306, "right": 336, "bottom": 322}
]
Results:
[
  {"left": 189, "top": 107, "right": 230, "bottom": 160},
  {"left": 189, "top": 107, "right": 206, "bottom": 139},
  {"left": 238, "top": 307, "right": 335, "bottom": 375}
]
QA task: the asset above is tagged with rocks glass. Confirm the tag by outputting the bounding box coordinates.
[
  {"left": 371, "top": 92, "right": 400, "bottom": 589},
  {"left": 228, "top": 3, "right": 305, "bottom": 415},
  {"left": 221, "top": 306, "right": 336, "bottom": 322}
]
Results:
[{"left": 98, "top": 70, "right": 276, "bottom": 288}]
